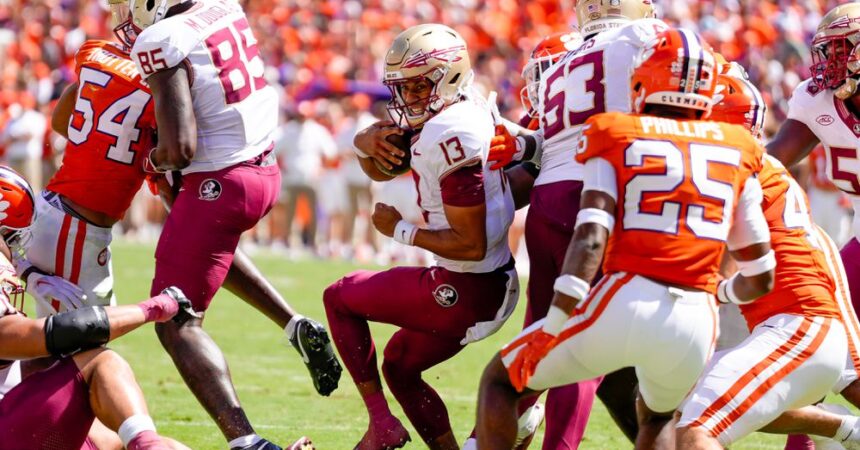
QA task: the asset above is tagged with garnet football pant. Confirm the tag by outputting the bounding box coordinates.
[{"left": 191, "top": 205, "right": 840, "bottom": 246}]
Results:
[
  {"left": 0, "top": 357, "right": 98, "bottom": 450},
  {"left": 679, "top": 314, "right": 847, "bottom": 446},
  {"left": 150, "top": 159, "right": 280, "bottom": 310},
  {"left": 323, "top": 263, "right": 517, "bottom": 443},
  {"left": 502, "top": 272, "right": 718, "bottom": 414},
  {"left": 28, "top": 191, "right": 115, "bottom": 315},
  {"left": 523, "top": 181, "right": 602, "bottom": 450}
]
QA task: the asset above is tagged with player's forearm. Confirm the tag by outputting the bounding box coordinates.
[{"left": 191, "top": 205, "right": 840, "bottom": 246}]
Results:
[
  {"left": 149, "top": 67, "right": 197, "bottom": 170},
  {"left": 104, "top": 304, "right": 151, "bottom": 341},
  {"left": 504, "top": 165, "right": 536, "bottom": 209},
  {"left": 555, "top": 225, "right": 607, "bottom": 312},
  {"left": 0, "top": 315, "right": 49, "bottom": 359},
  {"left": 51, "top": 82, "right": 78, "bottom": 138},
  {"left": 413, "top": 227, "right": 487, "bottom": 261}
]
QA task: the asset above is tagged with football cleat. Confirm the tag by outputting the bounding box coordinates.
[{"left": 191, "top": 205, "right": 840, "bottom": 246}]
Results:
[
  {"left": 287, "top": 316, "right": 342, "bottom": 396},
  {"left": 231, "top": 438, "right": 282, "bottom": 450},
  {"left": 514, "top": 402, "right": 545, "bottom": 449}
]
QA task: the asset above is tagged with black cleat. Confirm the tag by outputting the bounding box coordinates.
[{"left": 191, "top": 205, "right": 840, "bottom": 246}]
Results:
[
  {"left": 288, "top": 316, "right": 342, "bottom": 396},
  {"left": 231, "top": 438, "right": 282, "bottom": 450}
]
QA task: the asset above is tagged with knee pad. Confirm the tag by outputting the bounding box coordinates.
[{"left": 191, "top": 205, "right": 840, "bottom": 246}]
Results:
[{"left": 44, "top": 306, "right": 110, "bottom": 357}]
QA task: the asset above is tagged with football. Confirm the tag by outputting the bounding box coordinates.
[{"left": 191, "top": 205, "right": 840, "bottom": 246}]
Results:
[{"left": 373, "top": 129, "right": 415, "bottom": 177}]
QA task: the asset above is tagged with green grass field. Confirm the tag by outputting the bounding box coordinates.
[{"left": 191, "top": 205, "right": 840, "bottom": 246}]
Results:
[{"left": 98, "top": 241, "right": 806, "bottom": 449}]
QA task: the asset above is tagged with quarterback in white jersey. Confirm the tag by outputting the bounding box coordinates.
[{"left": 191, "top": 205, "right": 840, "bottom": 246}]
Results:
[
  {"left": 328, "top": 24, "right": 520, "bottom": 450},
  {"left": 122, "top": 1, "right": 324, "bottom": 449}
]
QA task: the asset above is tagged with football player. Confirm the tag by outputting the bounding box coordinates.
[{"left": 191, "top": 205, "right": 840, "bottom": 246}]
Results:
[
  {"left": 0, "top": 166, "right": 192, "bottom": 450},
  {"left": 476, "top": 28, "right": 775, "bottom": 449},
  {"left": 335, "top": 24, "right": 519, "bottom": 450},
  {"left": 767, "top": 4, "right": 860, "bottom": 322},
  {"left": 486, "top": 1, "right": 670, "bottom": 446},
  {"left": 121, "top": 0, "right": 335, "bottom": 449},
  {"left": 766, "top": 0, "right": 860, "bottom": 422},
  {"left": 677, "top": 71, "right": 855, "bottom": 447}
]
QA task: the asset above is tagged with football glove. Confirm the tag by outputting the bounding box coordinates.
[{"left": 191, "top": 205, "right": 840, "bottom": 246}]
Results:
[{"left": 507, "top": 329, "right": 557, "bottom": 392}]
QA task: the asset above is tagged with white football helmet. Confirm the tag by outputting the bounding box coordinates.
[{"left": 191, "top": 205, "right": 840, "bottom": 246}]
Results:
[
  {"left": 383, "top": 24, "right": 473, "bottom": 129},
  {"left": 575, "top": 0, "right": 657, "bottom": 37}
]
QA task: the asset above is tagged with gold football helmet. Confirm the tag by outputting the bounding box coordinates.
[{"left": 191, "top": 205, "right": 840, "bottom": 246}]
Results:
[
  {"left": 575, "top": 0, "right": 657, "bottom": 37},
  {"left": 383, "top": 24, "right": 473, "bottom": 129}
]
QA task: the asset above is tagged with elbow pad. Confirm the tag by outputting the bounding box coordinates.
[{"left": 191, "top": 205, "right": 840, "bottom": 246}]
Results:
[{"left": 44, "top": 306, "right": 110, "bottom": 357}]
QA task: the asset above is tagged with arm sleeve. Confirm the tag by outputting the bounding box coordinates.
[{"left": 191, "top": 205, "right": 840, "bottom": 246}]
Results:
[
  {"left": 582, "top": 157, "right": 618, "bottom": 202},
  {"left": 727, "top": 176, "right": 771, "bottom": 251},
  {"left": 440, "top": 163, "right": 485, "bottom": 207}
]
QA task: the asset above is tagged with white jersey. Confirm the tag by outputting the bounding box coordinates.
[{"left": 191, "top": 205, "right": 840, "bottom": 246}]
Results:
[
  {"left": 787, "top": 79, "right": 860, "bottom": 238},
  {"left": 130, "top": 0, "right": 278, "bottom": 174},
  {"left": 535, "top": 18, "right": 668, "bottom": 186},
  {"left": 410, "top": 89, "right": 515, "bottom": 273}
]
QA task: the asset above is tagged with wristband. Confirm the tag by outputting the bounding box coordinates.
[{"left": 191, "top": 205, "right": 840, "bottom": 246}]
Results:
[
  {"left": 514, "top": 136, "right": 528, "bottom": 161},
  {"left": 716, "top": 275, "right": 752, "bottom": 305},
  {"left": 144, "top": 148, "right": 168, "bottom": 173},
  {"left": 542, "top": 305, "right": 568, "bottom": 337},
  {"left": 736, "top": 250, "right": 776, "bottom": 277},
  {"left": 553, "top": 274, "right": 590, "bottom": 301},
  {"left": 575, "top": 208, "right": 615, "bottom": 234},
  {"left": 353, "top": 146, "right": 370, "bottom": 159},
  {"left": 393, "top": 220, "right": 418, "bottom": 246}
]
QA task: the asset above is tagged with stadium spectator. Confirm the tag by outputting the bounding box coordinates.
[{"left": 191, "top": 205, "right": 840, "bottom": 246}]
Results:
[
  {"left": 0, "top": 93, "right": 45, "bottom": 191},
  {"left": 2, "top": 0, "right": 858, "bottom": 256}
]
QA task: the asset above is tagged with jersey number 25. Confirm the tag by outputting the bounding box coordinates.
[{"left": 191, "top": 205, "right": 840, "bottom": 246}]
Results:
[{"left": 623, "top": 140, "right": 741, "bottom": 241}]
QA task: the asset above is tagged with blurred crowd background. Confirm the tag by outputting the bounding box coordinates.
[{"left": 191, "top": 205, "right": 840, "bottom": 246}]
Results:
[{"left": 0, "top": 0, "right": 856, "bottom": 264}]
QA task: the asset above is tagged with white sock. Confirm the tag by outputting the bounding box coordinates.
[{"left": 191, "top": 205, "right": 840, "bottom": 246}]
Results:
[
  {"left": 285, "top": 314, "right": 305, "bottom": 339},
  {"left": 835, "top": 415, "right": 860, "bottom": 442},
  {"left": 229, "top": 434, "right": 262, "bottom": 449},
  {"left": 118, "top": 414, "right": 156, "bottom": 448}
]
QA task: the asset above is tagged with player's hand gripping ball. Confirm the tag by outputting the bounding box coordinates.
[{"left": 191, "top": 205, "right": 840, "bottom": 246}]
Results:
[{"left": 373, "top": 128, "right": 414, "bottom": 177}]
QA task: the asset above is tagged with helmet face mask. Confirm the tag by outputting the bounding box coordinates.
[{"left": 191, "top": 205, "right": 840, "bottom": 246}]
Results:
[
  {"left": 385, "top": 69, "right": 446, "bottom": 129},
  {"left": 811, "top": 33, "right": 860, "bottom": 96},
  {"left": 811, "top": 3, "right": 860, "bottom": 99},
  {"left": 109, "top": 0, "right": 137, "bottom": 48}
]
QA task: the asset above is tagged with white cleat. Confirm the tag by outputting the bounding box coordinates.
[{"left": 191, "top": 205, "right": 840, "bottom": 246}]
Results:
[{"left": 514, "top": 403, "right": 545, "bottom": 449}]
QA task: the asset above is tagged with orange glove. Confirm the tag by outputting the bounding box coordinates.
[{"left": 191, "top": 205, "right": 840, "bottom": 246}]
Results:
[
  {"left": 507, "top": 329, "right": 558, "bottom": 392},
  {"left": 488, "top": 124, "right": 522, "bottom": 171}
]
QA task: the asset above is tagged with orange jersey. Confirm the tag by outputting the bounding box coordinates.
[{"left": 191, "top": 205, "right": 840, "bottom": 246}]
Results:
[
  {"left": 738, "top": 156, "right": 841, "bottom": 328},
  {"left": 47, "top": 40, "right": 156, "bottom": 220},
  {"left": 575, "top": 112, "right": 764, "bottom": 294}
]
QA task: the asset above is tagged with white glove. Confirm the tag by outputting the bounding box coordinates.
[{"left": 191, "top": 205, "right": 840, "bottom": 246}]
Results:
[{"left": 27, "top": 272, "right": 86, "bottom": 312}]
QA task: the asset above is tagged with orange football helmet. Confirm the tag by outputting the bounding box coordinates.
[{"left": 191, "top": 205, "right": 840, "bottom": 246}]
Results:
[
  {"left": 631, "top": 28, "right": 717, "bottom": 117},
  {"left": 520, "top": 31, "right": 583, "bottom": 117},
  {"left": 711, "top": 73, "right": 767, "bottom": 140},
  {"left": 0, "top": 166, "right": 36, "bottom": 244}
]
